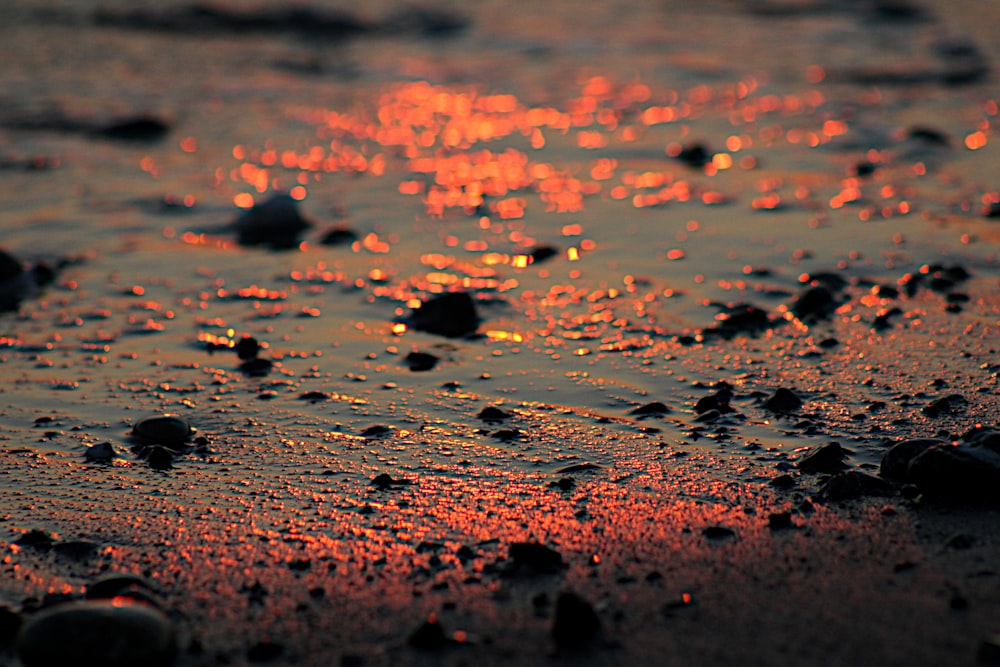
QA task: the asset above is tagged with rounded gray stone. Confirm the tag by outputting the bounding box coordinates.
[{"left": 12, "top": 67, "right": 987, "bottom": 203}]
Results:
[{"left": 17, "top": 600, "right": 177, "bottom": 667}]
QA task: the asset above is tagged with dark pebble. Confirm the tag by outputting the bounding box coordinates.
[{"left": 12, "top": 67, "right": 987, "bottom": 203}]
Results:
[
  {"left": 768, "top": 512, "right": 794, "bottom": 530},
  {"left": 84, "top": 442, "right": 117, "bottom": 463},
  {"left": 14, "top": 530, "right": 54, "bottom": 551},
  {"left": 234, "top": 336, "right": 260, "bottom": 360},
  {"left": 880, "top": 438, "right": 944, "bottom": 480},
  {"left": 673, "top": 142, "right": 711, "bottom": 168},
  {"left": 905, "top": 429, "right": 1000, "bottom": 503},
  {"left": 96, "top": 116, "right": 170, "bottom": 142},
  {"left": 233, "top": 192, "right": 311, "bottom": 249},
  {"left": 361, "top": 425, "right": 392, "bottom": 437},
  {"left": 144, "top": 446, "right": 174, "bottom": 470},
  {"left": 131, "top": 414, "right": 194, "bottom": 448},
  {"left": 797, "top": 442, "right": 847, "bottom": 474},
  {"left": 298, "top": 391, "right": 330, "bottom": 402},
  {"left": 944, "top": 533, "right": 976, "bottom": 550},
  {"left": 694, "top": 409, "right": 721, "bottom": 423},
  {"left": 551, "top": 592, "right": 601, "bottom": 651},
  {"left": 371, "top": 473, "right": 407, "bottom": 489},
  {"left": 763, "top": 387, "right": 803, "bottom": 413},
  {"left": 792, "top": 285, "right": 838, "bottom": 321},
  {"left": 769, "top": 474, "right": 796, "bottom": 489},
  {"left": 702, "top": 525, "right": 736, "bottom": 540},
  {"left": 16, "top": 600, "right": 177, "bottom": 667},
  {"left": 709, "top": 302, "right": 771, "bottom": 336},
  {"left": 318, "top": 226, "right": 358, "bottom": 246},
  {"left": 922, "top": 393, "right": 967, "bottom": 417},
  {"left": 630, "top": 401, "right": 670, "bottom": 416},
  {"left": 529, "top": 245, "right": 559, "bottom": 263},
  {"left": 477, "top": 406, "right": 512, "bottom": 422},
  {"left": 86, "top": 573, "right": 159, "bottom": 601},
  {"left": 404, "top": 351, "right": 439, "bottom": 372},
  {"left": 508, "top": 542, "right": 564, "bottom": 572},
  {"left": 820, "top": 471, "right": 893, "bottom": 500},
  {"left": 406, "top": 292, "right": 479, "bottom": 338}
]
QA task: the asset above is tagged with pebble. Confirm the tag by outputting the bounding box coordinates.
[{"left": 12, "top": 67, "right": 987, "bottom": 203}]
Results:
[
  {"left": 477, "top": 406, "right": 512, "bottom": 422},
  {"left": 508, "top": 542, "right": 564, "bottom": 572},
  {"left": 404, "top": 350, "right": 439, "bottom": 372},
  {"left": 233, "top": 192, "right": 311, "bottom": 249},
  {"left": 763, "top": 387, "right": 803, "bottom": 413},
  {"left": 551, "top": 592, "right": 601, "bottom": 651},
  {"left": 768, "top": 512, "right": 794, "bottom": 530},
  {"left": 630, "top": 401, "right": 670, "bottom": 416},
  {"left": 234, "top": 336, "right": 261, "bottom": 360},
  {"left": 904, "top": 428, "right": 1000, "bottom": 503},
  {"left": 84, "top": 441, "right": 117, "bottom": 463},
  {"left": 820, "top": 471, "right": 893, "bottom": 500},
  {"left": 792, "top": 285, "right": 838, "bottom": 321},
  {"left": 922, "top": 393, "right": 967, "bottom": 417},
  {"left": 406, "top": 291, "right": 479, "bottom": 338},
  {"left": 529, "top": 245, "right": 559, "bottom": 263},
  {"left": 702, "top": 525, "right": 736, "bottom": 540},
  {"left": 879, "top": 438, "right": 944, "bottom": 480},
  {"left": 16, "top": 600, "right": 177, "bottom": 667},
  {"left": 86, "top": 574, "right": 160, "bottom": 602},
  {"left": 247, "top": 641, "right": 285, "bottom": 662},
  {"left": 797, "top": 442, "right": 847, "bottom": 474},
  {"left": 131, "top": 414, "right": 194, "bottom": 449},
  {"left": 13, "top": 530, "right": 54, "bottom": 550},
  {"left": 318, "top": 226, "right": 358, "bottom": 246},
  {"left": 97, "top": 116, "right": 170, "bottom": 142}
]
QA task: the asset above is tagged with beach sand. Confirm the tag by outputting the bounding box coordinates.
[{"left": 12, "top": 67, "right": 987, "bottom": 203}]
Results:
[{"left": 1, "top": 1, "right": 999, "bottom": 665}]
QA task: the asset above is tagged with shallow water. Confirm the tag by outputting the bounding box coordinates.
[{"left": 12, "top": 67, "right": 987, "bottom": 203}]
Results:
[{"left": 1, "top": 1, "right": 999, "bottom": 664}]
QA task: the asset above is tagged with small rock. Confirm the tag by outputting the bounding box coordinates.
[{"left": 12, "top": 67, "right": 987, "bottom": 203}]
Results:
[
  {"left": 879, "top": 438, "right": 944, "bottom": 480},
  {"left": 97, "top": 116, "right": 170, "bottom": 142},
  {"left": 234, "top": 336, "right": 261, "bottom": 360},
  {"left": 529, "top": 245, "right": 559, "bottom": 263},
  {"left": 763, "top": 388, "right": 803, "bottom": 413},
  {"left": 370, "top": 473, "right": 406, "bottom": 489},
  {"left": 16, "top": 600, "right": 177, "bottom": 667},
  {"left": 86, "top": 573, "right": 159, "bottom": 601},
  {"left": 922, "top": 394, "right": 967, "bottom": 417},
  {"left": 702, "top": 525, "right": 736, "bottom": 540},
  {"left": 406, "top": 292, "right": 479, "bottom": 338},
  {"left": 131, "top": 414, "right": 194, "bottom": 449},
  {"left": 404, "top": 351, "right": 439, "bottom": 372},
  {"left": 551, "top": 592, "right": 601, "bottom": 651},
  {"left": 318, "top": 226, "right": 358, "bottom": 246},
  {"left": 792, "top": 285, "right": 839, "bottom": 321},
  {"left": 477, "top": 406, "right": 511, "bottom": 422},
  {"left": 508, "top": 542, "right": 564, "bottom": 572},
  {"left": 768, "top": 512, "right": 794, "bottom": 530},
  {"left": 944, "top": 533, "right": 976, "bottom": 550},
  {"left": 820, "top": 471, "right": 893, "bottom": 500},
  {"left": 905, "top": 435, "right": 1000, "bottom": 503},
  {"left": 233, "top": 192, "right": 311, "bottom": 249},
  {"left": 239, "top": 358, "right": 273, "bottom": 376},
  {"left": 361, "top": 425, "right": 392, "bottom": 438},
  {"left": 630, "top": 401, "right": 670, "bottom": 416},
  {"left": 672, "top": 142, "right": 711, "bottom": 168},
  {"left": 769, "top": 474, "right": 796, "bottom": 489},
  {"left": 797, "top": 442, "right": 847, "bottom": 474},
  {"left": 84, "top": 442, "right": 117, "bottom": 463},
  {"left": 13, "top": 530, "right": 54, "bottom": 551}
]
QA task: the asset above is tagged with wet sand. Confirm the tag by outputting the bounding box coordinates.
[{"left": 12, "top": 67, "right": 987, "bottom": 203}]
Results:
[{"left": 1, "top": 0, "right": 1000, "bottom": 665}]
